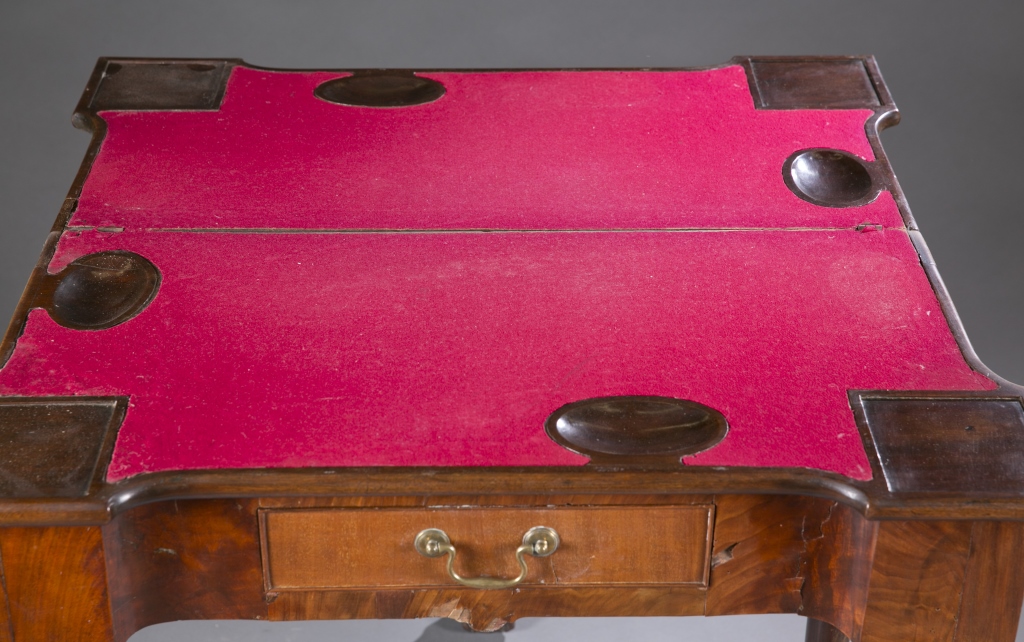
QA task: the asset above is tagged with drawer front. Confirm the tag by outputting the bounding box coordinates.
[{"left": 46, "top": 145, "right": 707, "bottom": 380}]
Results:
[{"left": 261, "top": 505, "right": 713, "bottom": 590}]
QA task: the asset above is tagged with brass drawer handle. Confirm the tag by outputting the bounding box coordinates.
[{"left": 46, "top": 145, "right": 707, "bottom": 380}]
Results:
[{"left": 414, "top": 526, "right": 560, "bottom": 589}]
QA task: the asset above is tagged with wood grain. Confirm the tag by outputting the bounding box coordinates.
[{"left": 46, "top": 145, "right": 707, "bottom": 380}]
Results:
[
  {"left": 102, "top": 499, "right": 266, "bottom": 642},
  {"left": 262, "top": 505, "right": 712, "bottom": 589},
  {"left": 16, "top": 462, "right": 1024, "bottom": 527},
  {"left": 797, "top": 501, "right": 875, "bottom": 638},
  {"left": 0, "top": 545, "right": 13, "bottom": 642},
  {"left": 268, "top": 587, "right": 706, "bottom": 632},
  {"left": 0, "top": 526, "right": 113, "bottom": 642},
  {"left": 859, "top": 521, "right": 973, "bottom": 641},
  {"left": 953, "top": 521, "right": 1024, "bottom": 641},
  {"left": 705, "top": 495, "right": 875, "bottom": 639},
  {"left": 706, "top": 495, "right": 813, "bottom": 616},
  {"left": 707, "top": 496, "right": 808, "bottom": 613}
]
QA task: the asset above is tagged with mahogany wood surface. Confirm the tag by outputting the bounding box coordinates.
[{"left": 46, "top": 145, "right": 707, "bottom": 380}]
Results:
[
  {"left": 257, "top": 492, "right": 717, "bottom": 509},
  {"left": 0, "top": 547, "right": 12, "bottom": 642},
  {"left": 87, "top": 60, "right": 231, "bottom": 111},
  {"left": 101, "top": 499, "right": 266, "bottom": 642},
  {"left": 705, "top": 495, "right": 874, "bottom": 636},
  {"left": 859, "top": 521, "right": 973, "bottom": 641},
  {"left": 707, "top": 495, "right": 829, "bottom": 617},
  {"left": 0, "top": 397, "right": 124, "bottom": 498},
  {"left": 0, "top": 495, "right": 1017, "bottom": 640},
  {"left": 859, "top": 394, "right": 1024, "bottom": 493},
  {"left": 953, "top": 521, "right": 1024, "bottom": 641},
  {"left": 262, "top": 505, "right": 713, "bottom": 590},
  {"left": 0, "top": 526, "right": 113, "bottom": 642}
]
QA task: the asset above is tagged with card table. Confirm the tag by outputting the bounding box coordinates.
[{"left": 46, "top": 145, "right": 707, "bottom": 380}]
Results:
[{"left": 1, "top": 56, "right": 1022, "bottom": 642}]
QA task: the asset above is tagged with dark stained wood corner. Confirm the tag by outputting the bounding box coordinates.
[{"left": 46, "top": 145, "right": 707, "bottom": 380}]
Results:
[
  {"left": 742, "top": 57, "right": 884, "bottom": 110},
  {"left": 851, "top": 391, "right": 1024, "bottom": 494},
  {"left": 0, "top": 397, "right": 126, "bottom": 499},
  {"left": 88, "top": 59, "right": 233, "bottom": 112}
]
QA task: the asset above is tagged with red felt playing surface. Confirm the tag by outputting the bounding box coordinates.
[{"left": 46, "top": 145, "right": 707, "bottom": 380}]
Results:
[
  {"left": 0, "top": 228, "right": 992, "bottom": 481},
  {"left": 71, "top": 66, "right": 900, "bottom": 231},
  {"left": 0, "top": 64, "right": 994, "bottom": 481}
]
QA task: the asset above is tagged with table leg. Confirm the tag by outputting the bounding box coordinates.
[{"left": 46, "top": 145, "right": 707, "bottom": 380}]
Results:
[
  {"left": 858, "top": 520, "right": 1024, "bottom": 641},
  {"left": 806, "top": 619, "right": 850, "bottom": 642},
  {"left": 0, "top": 525, "right": 114, "bottom": 641},
  {"left": 947, "top": 521, "right": 1024, "bottom": 641}
]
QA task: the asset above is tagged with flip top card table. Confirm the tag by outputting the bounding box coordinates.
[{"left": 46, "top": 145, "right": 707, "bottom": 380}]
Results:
[{"left": 1, "top": 56, "right": 1023, "bottom": 642}]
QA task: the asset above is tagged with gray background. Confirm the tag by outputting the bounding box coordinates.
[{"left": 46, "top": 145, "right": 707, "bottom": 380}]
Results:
[{"left": 1, "top": 1, "right": 1022, "bottom": 640}]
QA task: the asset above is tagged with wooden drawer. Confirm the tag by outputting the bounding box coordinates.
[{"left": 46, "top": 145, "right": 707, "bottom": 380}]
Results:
[{"left": 260, "top": 505, "right": 713, "bottom": 590}]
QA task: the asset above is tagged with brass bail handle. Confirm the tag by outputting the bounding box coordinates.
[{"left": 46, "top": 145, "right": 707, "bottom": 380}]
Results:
[{"left": 414, "top": 526, "right": 560, "bottom": 589}]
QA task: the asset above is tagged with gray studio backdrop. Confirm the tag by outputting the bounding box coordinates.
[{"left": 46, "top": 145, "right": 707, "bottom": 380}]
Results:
[{"left": 2, "top": 2, "right": 1023, "bottom": 641}]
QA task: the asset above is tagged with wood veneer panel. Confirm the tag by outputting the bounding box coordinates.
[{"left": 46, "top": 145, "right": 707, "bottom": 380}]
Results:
[
  {"left": 262, "top": 505, "right": 712, "bottom": 590},
  {"left": 859, "top": 521, "right": 973, "bottom": 642},
  {"left": 268, "top": 587, "right": 706, "bottom": 632},
  {"left": 102, "top": 499, "right": 265, "bottom": 642},
  {"left": 953, "top": 521, "right": 1024, "bottom": 641},
  {"left": 0, "top": 526, "right": 113, "bottom": 642},
  {"left": 707, "top": 495, "right": 820, "bottom": 615}
]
